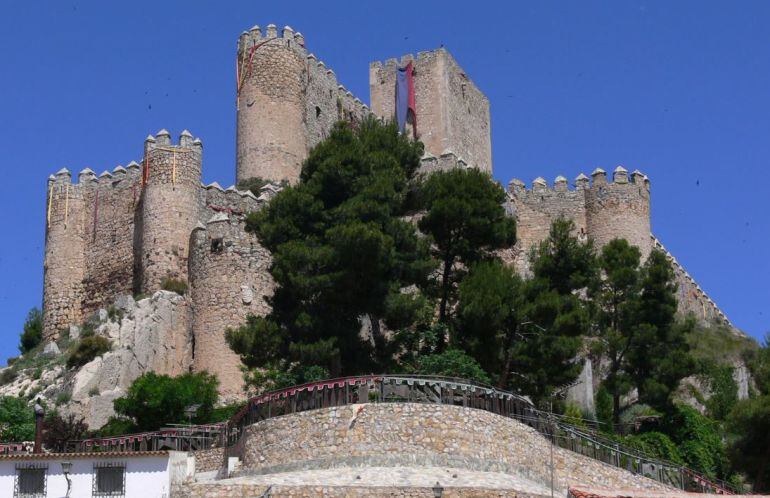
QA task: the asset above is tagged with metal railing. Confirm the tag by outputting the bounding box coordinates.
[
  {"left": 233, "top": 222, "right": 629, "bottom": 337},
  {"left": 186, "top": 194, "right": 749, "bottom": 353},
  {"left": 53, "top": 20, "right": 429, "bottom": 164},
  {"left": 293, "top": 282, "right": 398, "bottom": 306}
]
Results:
[{"left": 12, "top": 374, "right": 736, "bottom": 494}]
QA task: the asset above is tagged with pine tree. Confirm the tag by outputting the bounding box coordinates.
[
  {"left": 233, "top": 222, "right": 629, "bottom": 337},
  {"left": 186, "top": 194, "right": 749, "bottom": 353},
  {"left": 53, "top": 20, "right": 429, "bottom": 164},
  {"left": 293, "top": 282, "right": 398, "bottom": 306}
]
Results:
[
  {"left": 228, "top": 118, "right": 433, "bottom": 389},
  {"left": 418, "top": 168, "right": 516, "bottom": 327}
]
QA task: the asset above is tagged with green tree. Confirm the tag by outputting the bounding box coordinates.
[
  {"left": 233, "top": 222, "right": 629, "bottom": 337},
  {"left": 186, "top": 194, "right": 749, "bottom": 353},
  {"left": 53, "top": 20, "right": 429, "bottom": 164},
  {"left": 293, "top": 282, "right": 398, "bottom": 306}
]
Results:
[
  {"left": 417, "top": 168, "right": 516, "bottom": 327},
  {"left": 628, "top": 250, "right": 693, "bottom": 411},
  {"left": 456, "top": 260, "right": 525, "bottom": 388},
  {"left": 663, "top": 404, "right": 730, "bottom": 480},
  {"left": 0, "top": 396, "right": 35, "bottom": 442},
  {"left": 594, "top": 238, "right": 642, "bottom": 422},
  {"left": 506, "top": 218, "right": 595, "bottom": 405},
  {"left": 229, "top": 118, "right": 433, "bottom": 389},
  {"left": 727, "top": 395, "right": 770, "bottom": 492},
  {"left": 19, "top": 308, "right": 43, "bottom": 354},
  {"left": 727, "top": 335, "right": 770, "bottom": 491},
  {"left": 113, "top": 372, "right": 219, "bottom": 431}
]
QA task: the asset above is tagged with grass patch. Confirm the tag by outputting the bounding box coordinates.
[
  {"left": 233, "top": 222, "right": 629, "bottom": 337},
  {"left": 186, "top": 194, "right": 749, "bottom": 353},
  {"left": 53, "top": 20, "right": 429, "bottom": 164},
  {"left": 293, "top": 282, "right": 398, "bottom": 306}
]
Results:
[
  {"left": 160, "top": 277, "right": 188, "bottom": 296},
  {"left": 66, "top": 336, "right": 111, "bottom": 369}
]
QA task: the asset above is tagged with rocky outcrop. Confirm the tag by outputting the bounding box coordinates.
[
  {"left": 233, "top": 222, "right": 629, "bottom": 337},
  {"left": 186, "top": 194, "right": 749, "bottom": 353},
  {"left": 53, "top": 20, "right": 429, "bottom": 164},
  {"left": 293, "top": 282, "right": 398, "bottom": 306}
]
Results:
[
  {"left": 64, "top": 291, "right": 193, "bottom": 428},
  {"left": 0, "top": 291, "right": 193, "bottom": 429}
]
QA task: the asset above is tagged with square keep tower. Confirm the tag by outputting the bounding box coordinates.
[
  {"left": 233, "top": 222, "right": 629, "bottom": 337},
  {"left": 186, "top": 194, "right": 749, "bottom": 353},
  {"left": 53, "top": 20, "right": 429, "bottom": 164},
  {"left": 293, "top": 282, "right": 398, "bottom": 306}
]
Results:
[{"left": 370, "top": 48, "right": 492, "bottom": 173}]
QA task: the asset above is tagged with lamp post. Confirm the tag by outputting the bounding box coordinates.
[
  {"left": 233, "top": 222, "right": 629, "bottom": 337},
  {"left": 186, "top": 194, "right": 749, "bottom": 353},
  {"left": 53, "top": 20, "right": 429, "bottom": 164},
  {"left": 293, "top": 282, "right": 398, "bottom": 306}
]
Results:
[
  {"left": 61, "top": 461, "right": 72, "bottom": 498},
  {"left": 432, "top": 481, "right": 444, "bottom": 498}
]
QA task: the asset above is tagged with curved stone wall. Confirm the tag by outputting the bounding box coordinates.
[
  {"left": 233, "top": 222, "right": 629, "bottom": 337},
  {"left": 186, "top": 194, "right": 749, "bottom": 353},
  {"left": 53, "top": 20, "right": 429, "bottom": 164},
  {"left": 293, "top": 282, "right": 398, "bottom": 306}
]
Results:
[{"left": 239, "top": 403, "right": 671, "bottom": 494}]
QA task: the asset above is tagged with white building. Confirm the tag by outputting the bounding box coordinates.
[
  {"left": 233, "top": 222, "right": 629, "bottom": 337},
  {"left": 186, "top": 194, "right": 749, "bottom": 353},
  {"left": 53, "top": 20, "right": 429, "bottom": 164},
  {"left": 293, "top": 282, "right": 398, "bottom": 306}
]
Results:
[{"left": 0, "top": 450, "right": 189, "bottom": 498}]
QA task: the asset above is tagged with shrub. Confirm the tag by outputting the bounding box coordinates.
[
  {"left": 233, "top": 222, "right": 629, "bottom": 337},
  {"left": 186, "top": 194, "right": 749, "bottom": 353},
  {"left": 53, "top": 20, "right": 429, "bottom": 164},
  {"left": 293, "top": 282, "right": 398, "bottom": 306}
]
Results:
[
  {"left": 19, "top": 308, "right": 43, "bottom": 354},
  {"left": 113, "top": 372, "right": 219, "bottom": 431},
  {"left": 66, "top": 336, "right": 111, "bottom": 369},
  {"left": 43, "top": 412, "right": 88, "bottom": 452},
  {"left": 563, "top": 402, "right": 587, "bottom": 428},
  {"left": 88, "top": 387, "right": 100, "bottom": 397},
  {"left": 410, "top": 349, "right": 491, "bottom": 385},
  {"left": 55, "top": 392, "right": 71, "bottom": 406},
  {"left": 32, "top": 368, "right": 42, "bottom": 380},
  {"left": 106, "top": 306, "right": 124, "bottom": 323},
  {"left": 0, "top": 396, "right": 35, "bottom": 442},
  {"left": 160, "top": 278, "right": 188, "bottom": 295},
  {"left": 96, "top": 416, "right": 137, "bottom": 437},
  {"left": 208, "top": 403, "right": 245, "bottom": 423},
  {"left": 0, "top": 369, "right": 18, "bottom": 386}
]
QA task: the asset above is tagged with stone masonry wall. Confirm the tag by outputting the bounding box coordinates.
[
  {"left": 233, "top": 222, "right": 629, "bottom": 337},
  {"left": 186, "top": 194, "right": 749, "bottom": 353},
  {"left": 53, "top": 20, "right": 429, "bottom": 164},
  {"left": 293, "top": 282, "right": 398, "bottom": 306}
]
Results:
[
  {"left": 507, "top": 167, "right": 650, "bottom": 275},
  {"left": 140, "top": 131, "right": 203, "bottom": 293},
  {"left": 192, "top": 447, "right": 225, "bottom": 474},
  {"left": 79, "top": 164, "right": 143, "bottom": 317},
  {"left": 652, "top": 236, "right": 732, "bottom": 327},
  {"left": 235, "top": 25, "right": 369, "bottom": 185},
  {"left": 189, "top": 214, "right": 274, "bottom": 401},
  {"left": 174, "top": 483, "right": 541, "bottom": 498},
  {"left": 43, "top": 170, "right": 87, "bottom": 340},
  {"left": 370, "top": 49, "right": 492, "bottom": 173},
  {"left": 239, "top": 404, "right": 672, "bottom": 495}
]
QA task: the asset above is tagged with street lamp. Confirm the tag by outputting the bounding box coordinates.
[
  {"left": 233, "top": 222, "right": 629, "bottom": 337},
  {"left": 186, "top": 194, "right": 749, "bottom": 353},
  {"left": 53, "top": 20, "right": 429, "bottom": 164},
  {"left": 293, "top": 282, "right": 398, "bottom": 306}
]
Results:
[
  {"left": 61, "top": 461, "right": 72, "bottom": 498},
  {"left": 432, "top": 481, "right": 444, "bottom": 498}
]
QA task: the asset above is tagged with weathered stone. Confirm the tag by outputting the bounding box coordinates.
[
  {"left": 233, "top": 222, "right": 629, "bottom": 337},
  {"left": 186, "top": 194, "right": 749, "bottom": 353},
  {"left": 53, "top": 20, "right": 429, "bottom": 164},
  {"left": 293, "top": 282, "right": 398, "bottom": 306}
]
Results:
[{"left": 41, "top": 341, "right": 61, "bottom": 357}]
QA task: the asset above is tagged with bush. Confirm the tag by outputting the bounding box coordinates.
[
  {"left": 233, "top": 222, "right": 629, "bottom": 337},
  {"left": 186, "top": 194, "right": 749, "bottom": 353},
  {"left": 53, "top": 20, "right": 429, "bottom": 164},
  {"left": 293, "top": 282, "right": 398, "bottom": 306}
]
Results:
[
  {"left": 619, "top": 431, "right": 684, "bottom": 464},
  {"left": 19, "top": 308, "right": 43, "bottom": 354},
  {"left": 236, "top": 177, "right": 269, "bottom": 196},
  {"left": 0, "top": 369, "right": 18, "bottom": 386},
  {"left": 66, "top": 336, "right": 111, "bottom": 369},
  {"left": 208, "top": 403, "right": 246, "bottom": 423},
  {"left": 0, "top": 396, "right": 35, "bottom": 442},
  {"left": 563, "top": 402, "right": 587, "bottom": 428},
  {"left": 409, "top": 349, "right": 491, "bottom": 385},
  {"left": 160, "top": 278, "right": 188, "bottom": 295},
  {"left": 55, "top": 392, "right": 71, "bottom": 406},
  {"left": 663, "top": 404, "right": 730, "bottom": 479},
  {"left": 43, "top": 412, "right": 88, "bottom": 451},
  {"left": 96, "top": 416, "right": 137, "bottom": 437},
  {"left": 113, "top": 372, "right": 219, "bottom": 431}
]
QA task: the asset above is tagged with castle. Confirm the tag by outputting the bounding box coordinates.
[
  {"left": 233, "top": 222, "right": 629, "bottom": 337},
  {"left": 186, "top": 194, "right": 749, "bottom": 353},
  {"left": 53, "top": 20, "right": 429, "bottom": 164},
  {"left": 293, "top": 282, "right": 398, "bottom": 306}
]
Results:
[{"left": 41, "top": 24, "right": 732, "bottom": 399}]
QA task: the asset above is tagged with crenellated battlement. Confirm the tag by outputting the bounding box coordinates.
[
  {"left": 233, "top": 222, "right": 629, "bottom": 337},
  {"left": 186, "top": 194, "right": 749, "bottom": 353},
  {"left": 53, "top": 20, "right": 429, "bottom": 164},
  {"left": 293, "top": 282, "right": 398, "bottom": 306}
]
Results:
[
  {"left": 507, "top": 166, "right": 650, "bottom": 195},
  {"left": 651, "top": 236, "right": 733, "bottom": 328}
]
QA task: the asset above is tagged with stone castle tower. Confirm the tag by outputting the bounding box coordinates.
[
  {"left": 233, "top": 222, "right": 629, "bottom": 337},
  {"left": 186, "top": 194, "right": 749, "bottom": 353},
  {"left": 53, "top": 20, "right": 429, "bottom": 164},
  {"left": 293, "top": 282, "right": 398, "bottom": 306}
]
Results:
[{"left": 41, "top": 23, "right": 732, "bottom": 398}]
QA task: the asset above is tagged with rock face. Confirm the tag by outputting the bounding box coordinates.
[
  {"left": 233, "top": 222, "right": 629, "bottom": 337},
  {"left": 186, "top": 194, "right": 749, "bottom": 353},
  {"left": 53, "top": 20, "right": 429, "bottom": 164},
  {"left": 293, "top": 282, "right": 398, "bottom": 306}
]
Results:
[
  {"left": 64, "top": 291, "right": 193, "bottom": 428},
  {"left": 0, "top": 292, "right": 193, "bottom": 430}
]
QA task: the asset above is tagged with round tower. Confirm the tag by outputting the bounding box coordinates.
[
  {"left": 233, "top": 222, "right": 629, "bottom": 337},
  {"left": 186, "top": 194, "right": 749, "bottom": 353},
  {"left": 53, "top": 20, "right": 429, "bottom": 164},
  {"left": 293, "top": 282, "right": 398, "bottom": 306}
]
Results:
[
  {"left": 585, "top": 166, "right": 652, "bottom": 259},
  {"left": 140, "top": 130, "right": 203, "bottom": 293},
  {"left": 189, "top": 214, "right": 274, "bottom": 401},
  {"left": 42, "top": 169, "right": 87, "bottom": 341},
  {"left": 236, "top": 24, "right": 308, "bottom": 184}
]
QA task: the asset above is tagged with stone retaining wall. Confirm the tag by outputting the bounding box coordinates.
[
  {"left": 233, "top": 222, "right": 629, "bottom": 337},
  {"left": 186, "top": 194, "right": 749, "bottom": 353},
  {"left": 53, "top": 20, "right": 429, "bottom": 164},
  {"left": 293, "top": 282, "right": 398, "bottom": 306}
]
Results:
[
  {"left": 174, "top": 483, "right": 545, "bottom": 498},
  {"left": 193, "top": 447, "right": 225, "bottom": 473},
  {"left": 240, "top": 403, "right": 671, "bottom": 494}
]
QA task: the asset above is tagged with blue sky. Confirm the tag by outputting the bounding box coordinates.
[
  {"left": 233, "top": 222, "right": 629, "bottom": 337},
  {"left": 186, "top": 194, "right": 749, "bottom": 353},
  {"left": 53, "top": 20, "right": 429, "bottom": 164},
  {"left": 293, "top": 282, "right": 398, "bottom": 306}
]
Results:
[{"left": 1, "top": 1, "right": 768, "bottom": 362}]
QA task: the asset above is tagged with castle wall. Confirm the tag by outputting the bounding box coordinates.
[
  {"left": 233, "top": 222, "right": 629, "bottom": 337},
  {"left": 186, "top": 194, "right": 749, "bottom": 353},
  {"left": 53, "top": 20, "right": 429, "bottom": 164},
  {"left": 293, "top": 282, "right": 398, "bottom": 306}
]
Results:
[
  {"left": 370, "top": 49, "right": 492, "bottom": 173},
  {"left": 43, "top": 170, "right": 87, "bottom": 340},
  {"left": 585, "top": 168, "right": 651, "bottom": 260},
  {"left": 140, "top": 130, "right": 203, "bottom": 293},
  {"left": 652, "top": 236, "right": 732, "bottom": 327},
  {"left": 235, "top": 25, "right": 370, "bottom": 185},
  {"left": 189, "top": 211, "right": 274, "bottom": 401},
  {"left": 507, "top": 168, "right": 650, "bottom": 274},
  {"left": 507, "top": 177, "right": 588, "bottom": 274},
  {"left": 79, "top": 165, "right": 142, "bottom": 317}
]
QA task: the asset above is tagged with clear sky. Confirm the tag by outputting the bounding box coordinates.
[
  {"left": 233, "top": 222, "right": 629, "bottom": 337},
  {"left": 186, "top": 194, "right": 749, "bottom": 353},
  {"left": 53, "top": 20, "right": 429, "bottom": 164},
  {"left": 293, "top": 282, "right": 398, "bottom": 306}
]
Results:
[{"left": 1, "top": 1, "right": 768, "bottom": 363}]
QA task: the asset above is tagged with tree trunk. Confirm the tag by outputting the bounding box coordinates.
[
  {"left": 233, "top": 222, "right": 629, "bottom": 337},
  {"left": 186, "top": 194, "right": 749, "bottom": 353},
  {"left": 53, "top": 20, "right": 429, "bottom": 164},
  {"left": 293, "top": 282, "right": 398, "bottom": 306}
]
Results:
[{"left": 612, "top": 392, "right": 621, "bottom": 425}]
